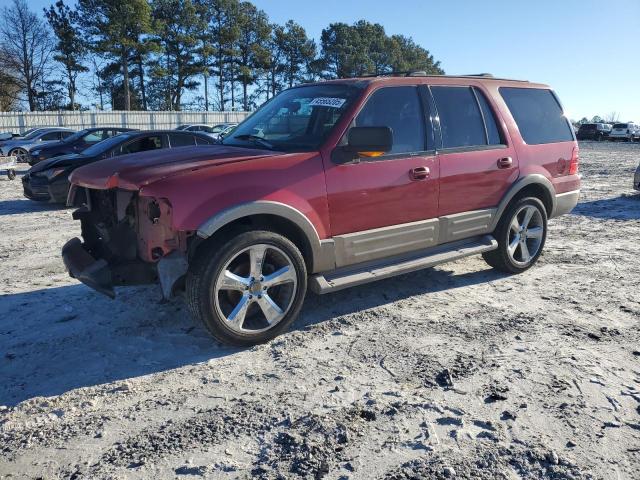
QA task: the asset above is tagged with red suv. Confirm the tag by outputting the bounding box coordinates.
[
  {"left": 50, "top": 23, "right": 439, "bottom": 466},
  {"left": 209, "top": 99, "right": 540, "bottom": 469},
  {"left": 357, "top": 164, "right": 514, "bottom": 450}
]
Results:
[{"left": 63, "top": 74, "right": 580, "bottom": 345}]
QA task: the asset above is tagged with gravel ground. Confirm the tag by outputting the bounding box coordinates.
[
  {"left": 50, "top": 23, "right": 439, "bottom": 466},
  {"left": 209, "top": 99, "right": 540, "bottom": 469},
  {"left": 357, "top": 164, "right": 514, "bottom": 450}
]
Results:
[{"left": 0, "top": 142, "right": 639, "bottom": 479}]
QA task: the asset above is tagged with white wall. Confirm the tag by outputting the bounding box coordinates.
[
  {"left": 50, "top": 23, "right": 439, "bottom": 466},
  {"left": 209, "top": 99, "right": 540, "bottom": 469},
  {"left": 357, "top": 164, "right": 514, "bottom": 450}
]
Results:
[{"left": 0, "top": 111, "right": 250, "bottom": 134}]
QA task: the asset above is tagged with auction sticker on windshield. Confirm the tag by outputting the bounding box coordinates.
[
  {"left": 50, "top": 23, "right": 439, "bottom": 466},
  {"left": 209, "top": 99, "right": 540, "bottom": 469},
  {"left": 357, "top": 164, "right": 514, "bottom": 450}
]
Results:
[{"left": 309, "top": 97, "right": 346, "bottom": 108}]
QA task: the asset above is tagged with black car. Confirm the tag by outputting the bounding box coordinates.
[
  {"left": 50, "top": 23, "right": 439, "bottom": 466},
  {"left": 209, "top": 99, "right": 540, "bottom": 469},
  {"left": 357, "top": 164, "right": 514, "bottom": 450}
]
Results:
[
  {"left": 22, "top": 130, "right": 216, "bottom": 203},
  {"left": 27, "top": 127, "right": 136, "bottom": 165},
  {"left": 576, "top": 123, "right": 611, "bottom": 141}
]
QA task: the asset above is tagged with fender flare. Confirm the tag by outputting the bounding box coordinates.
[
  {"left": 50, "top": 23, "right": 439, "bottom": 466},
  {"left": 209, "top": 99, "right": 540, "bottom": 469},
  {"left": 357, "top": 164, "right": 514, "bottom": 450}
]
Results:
[
  {"left": 490, "top": 174, "right": 556, "bottom": 230},
  {"left": 196, "top": 201, "right": 334, "bottom": 273}
]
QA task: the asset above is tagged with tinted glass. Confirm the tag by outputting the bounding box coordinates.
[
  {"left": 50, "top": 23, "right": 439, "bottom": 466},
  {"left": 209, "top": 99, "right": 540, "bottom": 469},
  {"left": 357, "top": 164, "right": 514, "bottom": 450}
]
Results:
[
  {"left": 431, "top": 86, "right": 486, "bottom": 148},
  {"left": 355, "top": 86, "right": 427, "bottom": 154},
  {"left": 613, "top": 123, "right": 628, "bottom": 129},
  {"left": 82, "top": 133, "right": 133, "bottom": 156},
  {"left": 500, "top": 87, "right": 573, "bottom": 144},
  {"left": 170, "top": 134, "right": 196, "bottom": 147},
  {"left": 61, "top": 131, "right": 74, "bottom": 139},
  {"left": 196, "top": 136, "right": 214, "bottom": 145},
  {"left": 41, "top": 132, "right": 61, "bottom": 141},
  {"left": 120, "top": 135, "right": 162, "bottom": 155},
  {"left": 223, "top": 84, "right": 362, "bottom": 152},
  {"left": 474, "top": 88, "right": 503, "bottom": 145},
  {"left": 83, "top": 130, "right": 107, "bottom": 143}
]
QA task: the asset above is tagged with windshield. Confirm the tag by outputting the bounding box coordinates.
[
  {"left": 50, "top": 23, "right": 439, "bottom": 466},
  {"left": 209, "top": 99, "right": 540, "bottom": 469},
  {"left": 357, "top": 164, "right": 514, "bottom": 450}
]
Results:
[
  {"left": 81, "top": 133, "right": 132, "bottom": 156},
  {"left": 24, "top": 128, "right": 51, "bottom": 140},
  {"left": 613, "top": 123, "right": 628, "bottom": 129},
  {"left": 211, "top": 124, "right": 229, "bottom": 133},
  {"left": 222, "top": 84, "right": 363, "bottom": 152},
  {"left": 63, "top": 129, "right": 90, "bottom": 143},
  {"left": 579, "top": 124, "right": 596, "bottom": 130}
]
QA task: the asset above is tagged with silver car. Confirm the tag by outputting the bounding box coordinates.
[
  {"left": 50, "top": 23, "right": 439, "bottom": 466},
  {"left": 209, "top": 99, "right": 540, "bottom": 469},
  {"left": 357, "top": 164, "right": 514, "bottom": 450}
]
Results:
[
  {"left": 0, "top": 128, "right": 75, "bottom": 162},
  {"left": 175, "top": 123, "right": 237, "bottom": 140}
]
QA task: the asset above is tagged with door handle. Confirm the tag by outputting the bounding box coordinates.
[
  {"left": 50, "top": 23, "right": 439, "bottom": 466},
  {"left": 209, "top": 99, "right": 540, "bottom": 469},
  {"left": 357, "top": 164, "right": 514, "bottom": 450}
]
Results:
[
  {"left": 497, "top": 157, "right": 513, "bottom": 169},
  {"left": 410, "top": 166, "right": 430, "bottom": 180}
]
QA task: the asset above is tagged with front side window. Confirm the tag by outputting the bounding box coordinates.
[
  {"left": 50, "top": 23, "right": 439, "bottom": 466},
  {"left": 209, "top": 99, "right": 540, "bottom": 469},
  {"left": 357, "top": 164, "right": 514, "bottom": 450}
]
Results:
[
  {"left": 223, "top": 84, "right": 363, "bottom": 152},
  {"left": 354, "top": 86, "right": 428, "bottom": 154},
  {"left": 431, "top": 86, "right": 487, "bottom": 148},
  {"left": 120, "top": 135, "right": 163, "bottom": 155},
  {"left": 40, "top": 132, "right": 61, "bottom": 141},
  {"left": 500, "top": 87, "right": 573, "bottom": 144},
  {"left": 169, "top": 134, "right": 196, "bottom": 147}
]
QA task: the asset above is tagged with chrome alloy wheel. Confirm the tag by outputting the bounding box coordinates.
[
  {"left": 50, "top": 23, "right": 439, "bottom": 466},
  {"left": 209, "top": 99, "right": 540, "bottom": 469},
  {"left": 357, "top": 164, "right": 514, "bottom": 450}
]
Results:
[
  {"left": 507, "top": 205, "right": 544, "bottom": 266},
  {"left": 213, "top": 244, "right": 298, "bottom": 334},
  {"left": 11, "top": 148, "right": 28, "bottom": 163}
]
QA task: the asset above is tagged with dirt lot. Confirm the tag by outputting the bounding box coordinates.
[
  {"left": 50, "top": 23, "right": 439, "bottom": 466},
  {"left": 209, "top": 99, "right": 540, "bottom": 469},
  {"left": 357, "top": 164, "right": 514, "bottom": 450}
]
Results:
[{"left": 0, "top": 142, "right": 639, "bottom": 479}]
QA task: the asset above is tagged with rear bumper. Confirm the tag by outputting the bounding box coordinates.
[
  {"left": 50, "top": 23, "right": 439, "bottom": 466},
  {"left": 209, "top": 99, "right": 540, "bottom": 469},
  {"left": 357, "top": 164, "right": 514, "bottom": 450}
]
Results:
[
  {"left": 552, "top": 189, "right": 580, "bottom": 218},
  {"left": 62, "top": 238, "right": 115, "bottom": 298}
]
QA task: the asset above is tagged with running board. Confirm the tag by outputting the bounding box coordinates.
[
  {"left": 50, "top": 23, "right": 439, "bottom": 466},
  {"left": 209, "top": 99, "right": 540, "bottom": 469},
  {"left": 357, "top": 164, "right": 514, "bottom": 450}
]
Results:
[{"left": 309, "top": 235, "right": 498, "bottom": 294}]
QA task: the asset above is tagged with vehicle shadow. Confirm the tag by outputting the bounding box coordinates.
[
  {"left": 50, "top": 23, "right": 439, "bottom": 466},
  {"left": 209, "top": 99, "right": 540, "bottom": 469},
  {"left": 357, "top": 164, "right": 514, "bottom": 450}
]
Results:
[
  {"left": 0, "top": 199, "right": 68, "bottom": 216},
  {"left": 296, "top": 266, "right": 507, "bottom": 331},
  {"left": 571, "top": 194, "right": 640, "bottom": 220},
  {"left": 0, "top": 265, "right": 506, "bottom": 406}
]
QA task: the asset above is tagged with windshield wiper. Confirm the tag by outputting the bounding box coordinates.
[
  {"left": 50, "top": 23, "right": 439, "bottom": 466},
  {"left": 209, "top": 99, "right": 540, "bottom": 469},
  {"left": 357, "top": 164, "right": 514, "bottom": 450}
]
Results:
[{"left": 231, "top": 134, "right": 274, "bottom": 150}]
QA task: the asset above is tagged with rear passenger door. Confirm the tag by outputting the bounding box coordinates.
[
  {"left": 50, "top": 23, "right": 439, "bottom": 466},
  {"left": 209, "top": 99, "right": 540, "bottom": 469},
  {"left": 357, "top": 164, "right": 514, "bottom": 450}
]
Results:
[{"left": 430, "top": 85, "right": 518, "bottom": 235}]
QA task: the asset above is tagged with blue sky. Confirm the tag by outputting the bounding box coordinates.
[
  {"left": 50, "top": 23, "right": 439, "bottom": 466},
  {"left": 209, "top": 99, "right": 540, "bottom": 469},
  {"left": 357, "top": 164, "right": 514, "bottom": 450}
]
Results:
[{"left": 11, "top": 0, "right": 640, "bottom": 121}]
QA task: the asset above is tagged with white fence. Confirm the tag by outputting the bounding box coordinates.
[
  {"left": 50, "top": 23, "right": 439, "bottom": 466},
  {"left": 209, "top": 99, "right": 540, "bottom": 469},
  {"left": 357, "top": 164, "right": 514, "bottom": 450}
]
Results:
[{"left": 0, "top": 110, "right": 251, "bottom": 134}]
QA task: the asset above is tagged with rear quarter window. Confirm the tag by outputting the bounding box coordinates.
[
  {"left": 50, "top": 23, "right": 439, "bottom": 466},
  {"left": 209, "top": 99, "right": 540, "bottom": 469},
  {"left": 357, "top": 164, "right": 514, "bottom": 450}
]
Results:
[{"left": 500, "top": 87, "right": 574, "bottom": 145}]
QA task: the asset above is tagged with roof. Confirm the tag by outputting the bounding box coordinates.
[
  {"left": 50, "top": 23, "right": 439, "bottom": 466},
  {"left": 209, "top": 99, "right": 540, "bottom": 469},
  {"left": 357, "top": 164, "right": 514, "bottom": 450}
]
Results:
[{"left": 303, "top": 73, "right": 549, "bottom": 89}]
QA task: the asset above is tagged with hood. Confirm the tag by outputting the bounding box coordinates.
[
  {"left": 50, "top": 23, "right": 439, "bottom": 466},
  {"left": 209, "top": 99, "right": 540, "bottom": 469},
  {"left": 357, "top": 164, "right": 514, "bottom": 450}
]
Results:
[
  {"left": 69, "top": 145, "right": 280, "bottom": 190},
  {"left": 29, "top": 153, "right": 87, "bottom": 173}
]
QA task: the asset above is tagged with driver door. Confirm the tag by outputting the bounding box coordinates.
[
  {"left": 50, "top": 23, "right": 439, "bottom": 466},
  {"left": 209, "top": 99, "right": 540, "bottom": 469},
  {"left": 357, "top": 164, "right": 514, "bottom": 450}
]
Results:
[{"left": 323, "top": 85, "right": 440, "bottom": 267}]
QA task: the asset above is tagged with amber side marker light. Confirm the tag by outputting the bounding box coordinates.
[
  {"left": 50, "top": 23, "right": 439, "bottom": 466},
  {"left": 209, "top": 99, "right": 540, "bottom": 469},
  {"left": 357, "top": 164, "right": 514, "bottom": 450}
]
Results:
[{"left": 358, "top": 151, "right": 385, "bottom": 158}]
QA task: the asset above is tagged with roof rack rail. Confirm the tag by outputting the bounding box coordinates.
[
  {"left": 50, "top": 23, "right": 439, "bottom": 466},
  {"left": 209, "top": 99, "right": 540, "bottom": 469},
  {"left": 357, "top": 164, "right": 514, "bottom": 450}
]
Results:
[
  {"left": 345, "top": 71, "right": 529, "bottom": 82},
  {"left": 463, "top": 73, "right": 494, "bottom": 77}
]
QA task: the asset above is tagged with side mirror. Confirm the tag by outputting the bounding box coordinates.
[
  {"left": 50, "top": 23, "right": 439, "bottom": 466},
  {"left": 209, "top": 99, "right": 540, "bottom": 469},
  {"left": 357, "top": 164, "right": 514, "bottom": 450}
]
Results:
[
  {"left": 332, "top": 126, "right": 393, "bottom": 164},
  {"left": 345, "top": 127, "right": 393, "bottom": 157}
]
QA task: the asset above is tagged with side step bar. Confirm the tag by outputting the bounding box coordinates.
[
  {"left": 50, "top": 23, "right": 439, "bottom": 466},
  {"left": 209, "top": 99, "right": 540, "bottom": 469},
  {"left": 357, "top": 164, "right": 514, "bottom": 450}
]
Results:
[{"left": 309, "top": 235, "right": 498, "bottom": 294}]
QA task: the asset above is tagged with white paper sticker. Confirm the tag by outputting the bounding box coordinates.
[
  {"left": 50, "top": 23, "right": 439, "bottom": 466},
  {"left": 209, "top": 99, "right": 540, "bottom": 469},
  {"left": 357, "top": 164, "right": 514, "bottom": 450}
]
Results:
[{"left": 309, "top": 97, "right": 346, "bottom": 108}]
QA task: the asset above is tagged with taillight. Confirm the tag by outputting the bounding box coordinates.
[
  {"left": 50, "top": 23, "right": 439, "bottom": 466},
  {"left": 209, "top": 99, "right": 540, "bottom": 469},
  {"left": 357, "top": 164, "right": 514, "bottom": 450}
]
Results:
[{"left": 568, "top": 146, "right": 579, "bottom": 175}]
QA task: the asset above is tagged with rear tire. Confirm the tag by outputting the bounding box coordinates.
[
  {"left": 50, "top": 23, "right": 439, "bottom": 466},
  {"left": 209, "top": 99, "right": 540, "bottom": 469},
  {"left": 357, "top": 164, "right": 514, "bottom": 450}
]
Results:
[
  {"left": 186, "top": 230, "right": 307, "bottom": 346},
  {"left": 483, "top": 197, "right": 547, "bottom": 274},
  {"left": 7, "top": 169, "right": 16, "bottom": 180}
]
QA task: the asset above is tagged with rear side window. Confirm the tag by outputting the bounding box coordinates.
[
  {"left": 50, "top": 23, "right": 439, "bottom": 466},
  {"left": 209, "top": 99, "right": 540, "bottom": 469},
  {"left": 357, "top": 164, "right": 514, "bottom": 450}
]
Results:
[
  {"left": 170, "top": 134, "right": 196, "bottom": 147},
  {"left": 474, "top": 89, "right": 503, "bottom": 145},
  {"left": 431, "top": 86, "right": 487, "bottom": 148},
  {"left": 500, "top": 87, "right": 573, "bottom": 144},
  {"left": 355, "top": 86, "right": 428, "bottom": 154}
]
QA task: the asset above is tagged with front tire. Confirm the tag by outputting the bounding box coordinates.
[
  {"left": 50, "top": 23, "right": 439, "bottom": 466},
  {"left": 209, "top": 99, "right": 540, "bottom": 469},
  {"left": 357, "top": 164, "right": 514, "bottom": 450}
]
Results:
[
  {"left": 483, "top": 197, "right": 547, "bottom": 273},
  {"left": 186, "top": 230, "right": 307, "bottom": 346},
  {"left": 10, "top": 148, "right": 28, "bottom": 163}
]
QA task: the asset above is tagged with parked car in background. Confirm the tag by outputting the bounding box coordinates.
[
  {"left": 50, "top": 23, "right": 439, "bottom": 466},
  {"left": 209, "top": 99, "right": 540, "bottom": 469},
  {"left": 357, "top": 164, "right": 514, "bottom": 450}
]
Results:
[
  {"left": 634, "top": 162, "right": 640, "bottom": 192},
  {"left": 608, "top": 122, "right": 639, "bottom": 142},
  {"left": 176, "top": 123, "right": 238, "bottom": 140},
  {"left": 576, "top": 123, "right": 611, "bottom": 141},
  {"left": 62, "top": 74, "right": 580, "bottom": 346},
  {"left": 214, "top": 123, "right": 238, "bottom": 140},
  {"left": 23, "top": 130, "right": 215, "bottom": 204},
  {"left": 0, "top": 128, "right": 75, "bottom": 163},
  {"left": 28, "top": 127, "right": 136, "bottom": 165}
]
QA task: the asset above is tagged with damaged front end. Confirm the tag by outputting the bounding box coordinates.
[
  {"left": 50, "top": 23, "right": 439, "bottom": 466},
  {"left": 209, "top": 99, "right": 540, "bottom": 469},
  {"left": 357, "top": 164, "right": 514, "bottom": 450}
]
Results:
[{"left": 62, "top": 185, "right": 191, "bottom": 299}]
